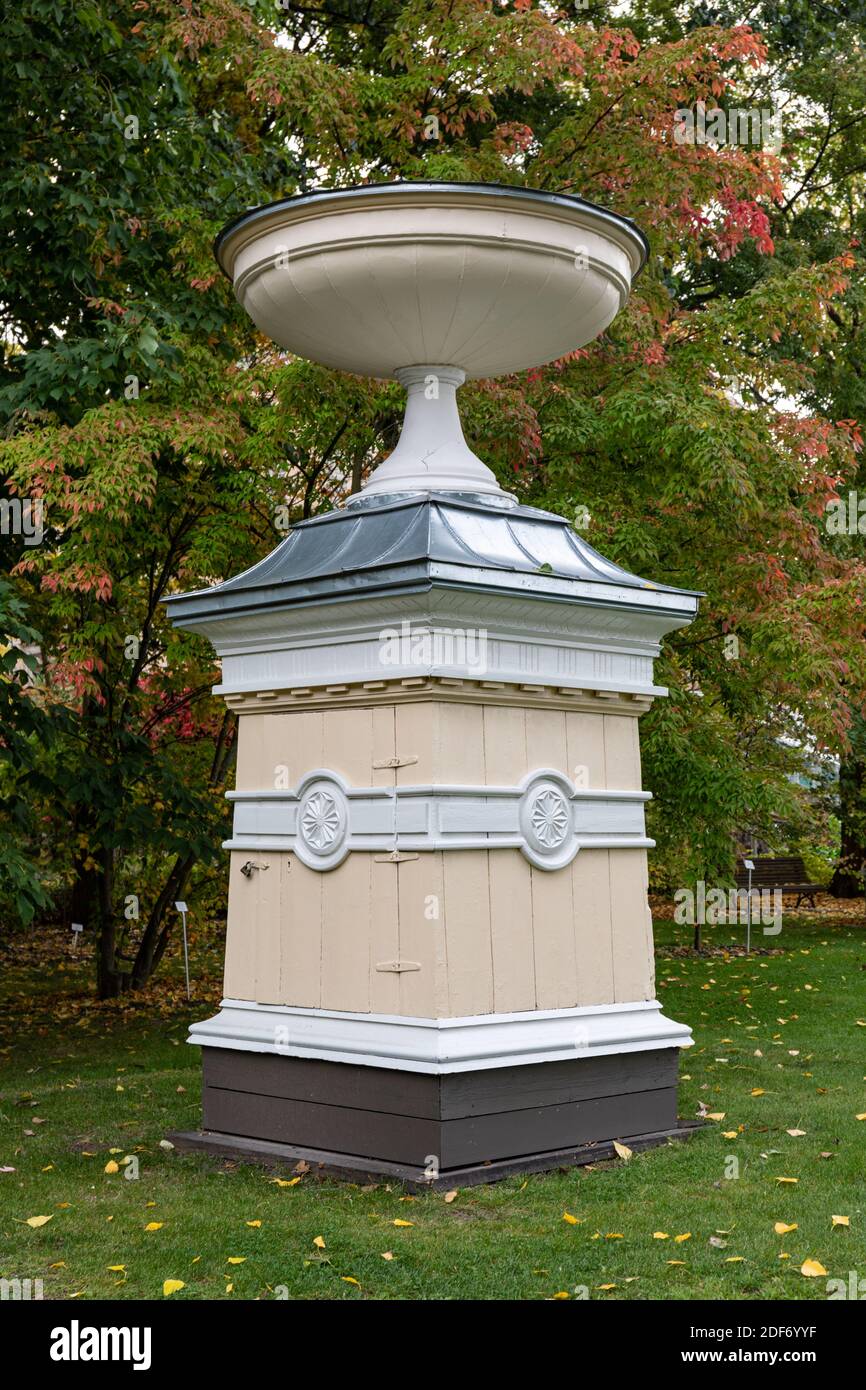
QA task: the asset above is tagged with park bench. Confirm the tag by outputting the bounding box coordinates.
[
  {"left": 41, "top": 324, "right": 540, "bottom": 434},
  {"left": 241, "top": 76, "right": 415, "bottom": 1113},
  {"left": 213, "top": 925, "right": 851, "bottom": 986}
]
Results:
[{"left": 735, "top": 855, "right": 823, "bottom": 909}]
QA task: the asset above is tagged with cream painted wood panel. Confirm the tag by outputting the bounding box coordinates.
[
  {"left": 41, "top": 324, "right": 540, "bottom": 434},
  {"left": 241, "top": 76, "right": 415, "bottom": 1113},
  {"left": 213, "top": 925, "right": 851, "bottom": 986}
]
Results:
[
  {"left": 571, "top": 849, "right": 615, "bottom": 1006},
  {"left": 321, "top": 854, "right": 371, "bottom": 1011},
  {"left": 609, "top": 847, "right": 655, "bottom": 1002},
  {"left": 481, "top": 704, "right": 526, "bottom": 784},
  {"left": 394, "top": 700, "right": 439, "bottom": 783},
  {"left": 225, "top": 697, "right": 654, "bottom": 1020},
  {"left": 565, "top": 710, "right": 607, "bottom": 792},
  {"left": 395, "top": 854, "right": 444, "bottom": 1016},
  {"left": 524, "top": 706, "right": 569, "bottom": 778},
  {"left": 280, "top": 858, "right": 322, "bottom": 1008},
  {"left": 371, "top": 705, "right": 396, "bottom": 787},
  {"left": 489, "top": 850, "right": 536, "bottom": 1013},
  {"left": 443, "top": 850, "right": 494, "bottom": 1015},
  {"left": 254, "top": 852, "right": 283, "bottom": 1005},
  {"left": 322, "top": 706, "right": 375, "bottom": 783},
  {"left": 603, "top": 714, "right": 641, "bottom": 790},
  {"left": 370, "top": 857, "right": 402, "bottom": 1014},
  {"left": 437, "top": 702, "right": 486, "bottom": 783},
  {"left": 530, "top": 863, "right": 578, "bottom": 1010},
  {"left": 223, "top": 852, "right": 257, "bottom": 1000}
]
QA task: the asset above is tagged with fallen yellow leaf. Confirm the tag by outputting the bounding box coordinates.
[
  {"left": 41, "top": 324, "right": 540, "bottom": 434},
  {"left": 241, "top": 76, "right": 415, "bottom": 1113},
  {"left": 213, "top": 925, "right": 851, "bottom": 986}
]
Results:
[
  {"left": 597, "top": 1283, "right": 617, "bottom": 1290},
  {"left": 227, "top": 1257, "right": 246, "bottom": 1265},
  {"left": 775, "top": 1177, "right": 798, "bottom": 1184},
  {"left": 246, "top": 1220, "right": 262, "bottom": 1228},
  {"left": 104, "top": 1160, "right": 119, "bottom": 1174},
  {"left": 272, "top": 1176, "right": 301, "bottom": 1187},
  {"left": 313, "top": 1236, "right": 326, "bottom": 1249},
  {"left": 341, "top": 1276, "right": 359, "bottom": 1286},
  {"left": 653, "top": 1232, "right": 669, "bottom": 1240},
  {"left": 443, "top": 1190, "right": 458, "bottom": 1203},
  {"left": 800, "top": 1259, "right": 828, "bottom": 1278},
  {"left": 751, "top": 1089, "right": 765, "bottom": 1097},
  {"left": 774, "top": 1222, "right": 798, "bottom": 1235},
  {"left": 562, "top": 1212, "right": 580, "bottom": 1225},
  {"left": 25, "top": 1215, "right": 52, "bottom": 1228},
  {"left": 674, "top": 1233, "right": 691, "bottom": 1243},
  {"left": 831, "top": 1215, "right": 850, "bottom": 1228},
  {"left": 380, "top": 1251, "right": 394, "bottom": 1261},
  {"left": 393, "top": 1219, "right": 414, "bottom": 1228},
  {"left": 706, "top": 1112, "right": 726, "bottom": 1121},
  {"left": 613, "top": 1141, "right": 633, "bottom": 1161},
  {"left": 552, "top": 1291, "right": 570, "bottom": 1299},
  {"left": 725, "top": 1257, "right": 745, "bottom": 1263},
  {"left": 163, "top": 1279, "right": 185, "bottom": 1296},
  {"left": 722, "top": 1131, "right": 738, "bottom": 1139},
  {"left": 106, "top": 1265, "right": 126, "bottom": 1272}
]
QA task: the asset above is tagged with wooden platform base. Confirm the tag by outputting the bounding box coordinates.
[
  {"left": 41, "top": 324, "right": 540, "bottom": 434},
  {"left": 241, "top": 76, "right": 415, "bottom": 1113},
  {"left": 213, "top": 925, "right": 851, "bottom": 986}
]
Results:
[
  {"left": 169, "top": 1121, "right": 701, "bottom": 1189},
  {"left": 170, "top": 1046, "right": 693, "bottom": 1186}
]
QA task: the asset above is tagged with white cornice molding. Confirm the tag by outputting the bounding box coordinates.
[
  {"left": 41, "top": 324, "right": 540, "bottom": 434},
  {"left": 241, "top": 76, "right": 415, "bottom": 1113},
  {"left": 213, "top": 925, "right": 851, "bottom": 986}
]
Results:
[{"left": 188, "top": 997, "right": 693, "bottom": 1073}]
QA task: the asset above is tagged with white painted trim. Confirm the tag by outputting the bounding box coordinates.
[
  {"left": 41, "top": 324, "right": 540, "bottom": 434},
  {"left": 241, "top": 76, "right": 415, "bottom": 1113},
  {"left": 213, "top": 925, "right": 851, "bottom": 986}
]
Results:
[
  {"left": 188, "top": 998, "right": 693, "bottom": 1073},
  {"left": 224, "top": 768, "right": 653, "bottom": 871}
]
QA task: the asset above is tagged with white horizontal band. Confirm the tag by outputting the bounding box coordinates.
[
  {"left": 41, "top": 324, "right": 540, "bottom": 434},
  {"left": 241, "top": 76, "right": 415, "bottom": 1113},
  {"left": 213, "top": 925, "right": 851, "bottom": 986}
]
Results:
[
  {"left": 189, "top": 997, "right": 692, "bottom": 1073},
  {"left": 225, "top": 768, "right": 652, "bottom": 871}
]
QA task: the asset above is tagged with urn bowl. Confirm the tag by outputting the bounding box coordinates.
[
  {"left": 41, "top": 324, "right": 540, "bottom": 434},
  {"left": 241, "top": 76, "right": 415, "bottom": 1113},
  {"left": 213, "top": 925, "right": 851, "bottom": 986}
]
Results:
[{"left": 215, "top": 182, "right": 648, "bottom": 381}]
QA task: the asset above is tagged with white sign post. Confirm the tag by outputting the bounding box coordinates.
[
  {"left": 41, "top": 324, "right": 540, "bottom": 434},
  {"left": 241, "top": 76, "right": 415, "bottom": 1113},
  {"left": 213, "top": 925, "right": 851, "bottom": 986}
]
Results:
[
  {"left": 175, "top": 902, "right": 191, "bottom": 1000},
  {"left": 743, "top": 860, "right": 755, "bottom": 954}
]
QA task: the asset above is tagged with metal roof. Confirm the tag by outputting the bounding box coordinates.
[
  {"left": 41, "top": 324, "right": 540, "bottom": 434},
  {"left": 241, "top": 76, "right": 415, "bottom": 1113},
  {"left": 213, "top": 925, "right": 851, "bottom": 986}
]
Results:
[{"left": 165, "top": 493, "right": 700, "bottom": 625}]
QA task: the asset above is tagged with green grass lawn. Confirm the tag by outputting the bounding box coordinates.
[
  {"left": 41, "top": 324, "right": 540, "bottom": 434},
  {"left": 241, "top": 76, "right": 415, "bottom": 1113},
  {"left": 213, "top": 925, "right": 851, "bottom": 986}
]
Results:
[{"left": 2, "top": 912, "right": 865, "bottom": 1301}]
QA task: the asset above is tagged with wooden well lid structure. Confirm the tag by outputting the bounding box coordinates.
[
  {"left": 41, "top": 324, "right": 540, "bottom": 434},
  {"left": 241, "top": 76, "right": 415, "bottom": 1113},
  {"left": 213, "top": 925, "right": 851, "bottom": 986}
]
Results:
[{"left": 167, "top": 183, "right": 699, "bottom": 1186}]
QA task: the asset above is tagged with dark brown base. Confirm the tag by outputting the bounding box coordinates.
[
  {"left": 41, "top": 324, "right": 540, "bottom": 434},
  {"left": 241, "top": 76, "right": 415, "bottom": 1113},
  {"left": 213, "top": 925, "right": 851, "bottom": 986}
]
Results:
[
  {"left": 169, "top": 1121, "right": 700, "bottom": 1188},
  {"left": 170, "top": 1046, "right": 691, "bottom": 1186}
]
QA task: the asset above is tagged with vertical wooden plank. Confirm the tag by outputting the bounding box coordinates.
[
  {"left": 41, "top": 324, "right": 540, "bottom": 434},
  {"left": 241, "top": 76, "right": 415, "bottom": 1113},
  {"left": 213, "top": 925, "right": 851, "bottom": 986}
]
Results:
[
  {"left": 571, "top": 849, "right": 614, "bottom": 1006},
  {"left": 609, "top": 848, "right": 655, "bottom": 1003},
  {"left": 442, "top": 850, "right": 493, "bottom": 1016},
  {"left": 280, "top": 858, "right": 322, "bottom": 1008},
  {"left": 524, "top": 707, "right": 568, "bottom": 777},
  {"left": 284, "top": 709, "right": 325, "bottom": 784},
  {"left": 489, "top": 851, "right": 536, "bottom": 1012},
  {"left": 481, "top": 704, "right": 527, "bottom": 783},
  {"left": 524, "top": 708, "right": 575, "bottom": 1006},
  {"left": 322, "top": 706, "right": 374, "bottom": 784},
  {"left": 370, "top": 857, "right": 401, "bottom": 1014},
  {"left": 603, "top": 714, "right": 641, "bottom": 789},
  {"left": 395, "top": 854, "right": 444, "bottom": 1016},
  {"left": 437, "top": 703, "right": 485, "bottom": 782},
  {"left": 223, "top": 851, "right": 257, "bottom": 1000},
  {"left": 371, "top": 705, "right": 396, "bottom": 785},
  {"left": 254, "top": 851, "right": 283, "bottom": 1005},
  {"left": 565, "top": 710, "right": 606, "bottom": 793},
  {"left": 321, "top": 856, "right": 371, "bottom": 1012},
  {"left": 234, "top": 713, "right": 266, "bottom": 791},
  {"left": 395, "top": 701, "right": 438, "bottom": 783},
  {"left": 530, "top": 866, "right": 577, "bottom": 1009}
]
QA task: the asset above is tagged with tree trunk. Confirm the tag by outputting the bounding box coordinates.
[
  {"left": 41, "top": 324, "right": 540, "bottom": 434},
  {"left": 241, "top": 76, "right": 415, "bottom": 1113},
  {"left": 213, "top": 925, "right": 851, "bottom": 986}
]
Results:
[
  {"left": 830, "top": 750, "right": 866, "bottom": 898},
  {"left": 95, "top": 845, "right": 128, "bottom": 998}
]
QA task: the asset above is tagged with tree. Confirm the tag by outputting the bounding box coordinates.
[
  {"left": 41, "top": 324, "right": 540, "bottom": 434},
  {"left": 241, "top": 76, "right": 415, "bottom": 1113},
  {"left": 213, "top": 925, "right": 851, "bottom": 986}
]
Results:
[{"left": 2, "top": 0, "right": 864, "bottom": 991}]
